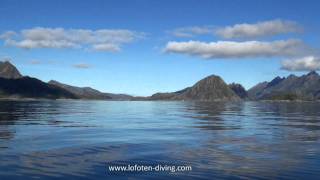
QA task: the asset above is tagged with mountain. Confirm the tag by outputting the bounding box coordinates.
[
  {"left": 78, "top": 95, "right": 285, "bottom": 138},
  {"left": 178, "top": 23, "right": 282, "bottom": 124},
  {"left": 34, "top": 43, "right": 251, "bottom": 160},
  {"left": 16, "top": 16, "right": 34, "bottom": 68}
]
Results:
[
  {"left": 247, "top": 81, "right": 268, "bottom": 99},
  {"left": 103, "top": 93, "right": 133, "bottom": 100},
  {"left": 149, "top": 75, "right": 240, "bottom": 101},
  {"left": 0, "top": 61, "right": 77, "bottom": 99},
  {"left": 147, "top": 87, "right": 190, "bottom": 100},
  {"left": 0, "top": 61, "right": 133, "bottom": 100},
  {"left": 229, "top": 83, "right": 248, "bottom": 99},
  {"left": 0, "top": 61, "right": 22, "bottom": 79},
  {"left": 6, "top": 60, "right": 320, "bottom": 101},
  {"left": 0, "top": 76, "right": 77, "bottom": 99},
  {"left": 49, "top": 80, "right": 133, "bottom": 100},
  {"left": 248, "top": 71, "right": 320, "bottom": 101},
  {"left": 48, "top": 80, "right": 112, "bottom": 100}
]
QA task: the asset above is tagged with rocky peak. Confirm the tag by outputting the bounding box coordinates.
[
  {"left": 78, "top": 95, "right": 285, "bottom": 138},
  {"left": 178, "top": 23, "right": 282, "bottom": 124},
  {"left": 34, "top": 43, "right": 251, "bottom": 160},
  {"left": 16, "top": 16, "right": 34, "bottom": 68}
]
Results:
[
  {"left": 0, "top": 60, "right": 22, "bottom": 79},
  {"left": 248, "top": 71, "right": 320, "bottom": 101},
  {"left": 229, "top": 83, "right": 248, "bottom": 99},
  {"left": 175, "top": 75, "right": 240, "bottom": 101},
  {"left": 267, "top": 76, "right": 284, "bottom": 87},
  {"left": 307, "top": 71, "right": 319, "bottom": 77}
]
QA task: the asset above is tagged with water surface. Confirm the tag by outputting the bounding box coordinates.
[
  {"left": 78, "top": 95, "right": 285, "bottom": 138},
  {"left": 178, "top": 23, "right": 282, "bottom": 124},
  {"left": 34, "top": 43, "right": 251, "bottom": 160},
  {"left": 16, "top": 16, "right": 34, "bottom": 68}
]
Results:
[{"left": 0, "top": 100, "right": 320, "bottom": 179}]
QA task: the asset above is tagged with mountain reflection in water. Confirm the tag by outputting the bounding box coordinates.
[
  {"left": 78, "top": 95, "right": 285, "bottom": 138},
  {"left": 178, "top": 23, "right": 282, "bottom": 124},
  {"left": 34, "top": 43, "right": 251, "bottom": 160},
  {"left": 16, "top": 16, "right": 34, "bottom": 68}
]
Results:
[{"left": 0, "top": 100, "right": 320, "bottom": 179}]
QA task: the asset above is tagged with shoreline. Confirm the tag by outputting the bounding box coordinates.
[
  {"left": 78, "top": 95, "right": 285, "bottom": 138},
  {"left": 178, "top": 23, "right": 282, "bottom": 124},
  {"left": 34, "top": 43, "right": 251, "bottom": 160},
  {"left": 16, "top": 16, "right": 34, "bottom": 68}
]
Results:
[{"left": 0, "top": 97, "right": 319, "bottom": 102}]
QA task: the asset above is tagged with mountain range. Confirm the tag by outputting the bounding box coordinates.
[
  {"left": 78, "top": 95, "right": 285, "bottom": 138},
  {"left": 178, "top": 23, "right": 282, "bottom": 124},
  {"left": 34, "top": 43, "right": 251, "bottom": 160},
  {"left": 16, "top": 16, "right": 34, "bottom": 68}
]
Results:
[
  {"left": 0, "top": 61, "right": 132, "bottom": 100},
  {"left": 0, "top": 60, "right": 320, "bottom": 101},
  {"left": 248, "top": 71, "right": 320, "bottom": 101},
  {"left": 48, "top": 80, "right": 133, "bottom": 100}
]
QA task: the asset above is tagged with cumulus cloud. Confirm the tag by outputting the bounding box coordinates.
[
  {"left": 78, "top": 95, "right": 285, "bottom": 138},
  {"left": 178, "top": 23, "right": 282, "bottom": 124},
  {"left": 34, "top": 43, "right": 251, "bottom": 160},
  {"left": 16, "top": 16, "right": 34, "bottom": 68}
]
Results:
[
  {"left": 170, "top": 26, "right": 214, "bottom": 37},
  {"left": 169, "top": 20, "right": 301, "bottom": 39},
  {"left": 0, "top": 27, "right": 144, "bottom": 52},
  {"left": 281, "top": 56, "right": 320, "bottom": 71},
  {"left": 92, "top": 43, "right": 120, "bottom": 52},
  {"left": 73, "top": 63, "right": 91, "bottom": 69},
  {"left": 165, "top": 39, "right": 310, "bottom": 59},
  {"left": 215, "top": 19, "right": 302, "bottom": 39}
]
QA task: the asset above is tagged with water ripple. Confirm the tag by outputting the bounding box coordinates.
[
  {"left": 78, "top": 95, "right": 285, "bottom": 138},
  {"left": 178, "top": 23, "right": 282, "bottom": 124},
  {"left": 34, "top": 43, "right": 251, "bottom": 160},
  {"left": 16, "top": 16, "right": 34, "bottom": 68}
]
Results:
[{"left": 0, "top": 100, "right": 320, "bottom": 179}]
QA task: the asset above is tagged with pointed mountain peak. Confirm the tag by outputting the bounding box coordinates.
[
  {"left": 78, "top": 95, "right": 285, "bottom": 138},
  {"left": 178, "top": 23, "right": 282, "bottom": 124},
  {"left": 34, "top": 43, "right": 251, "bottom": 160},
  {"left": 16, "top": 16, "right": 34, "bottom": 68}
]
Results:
[
  {"left": 272, "top": 76, "right": 284, "bottom": 81},
  {"left": 2, "top": 60, "right": 14, "bottom": 66},
  {"left": 229, "top": 83, "right": 248, "bottom": 99},
  {"left": 197, "top": 74, "right": 225, "bottom": 85},
  {"left": 202, "top": 74, "right": 222, "bottom": 80},
  {"left": 307, "top": 71, "right": 319, "bottom": 76},
  {"left": 0, "top": 60, "right": 22, "bottom": 79},
  {"left": 229, "top": 83, "right": 246, "bottom": 90},
  {"left": 267, "top": 76, "right": 284, "bottom": 87}
]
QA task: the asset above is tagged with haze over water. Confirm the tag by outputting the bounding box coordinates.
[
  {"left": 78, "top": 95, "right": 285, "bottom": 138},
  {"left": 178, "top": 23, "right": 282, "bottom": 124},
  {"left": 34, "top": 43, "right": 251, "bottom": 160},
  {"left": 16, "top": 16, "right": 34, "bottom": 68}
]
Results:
[{"left": 0, "top": 100, "right": 320, "bottom": 179}]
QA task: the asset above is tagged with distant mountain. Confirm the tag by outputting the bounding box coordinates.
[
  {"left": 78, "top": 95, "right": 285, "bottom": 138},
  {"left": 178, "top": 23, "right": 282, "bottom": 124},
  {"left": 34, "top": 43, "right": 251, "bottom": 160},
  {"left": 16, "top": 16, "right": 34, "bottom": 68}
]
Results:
[
  {"left": 0, "top": 61, "right": 134, "bottom": 100},
  {"left": 49, "top": 80, "right": 133, "bottom": 100},
  {"left": 7, "top": 60, "right": 320, "bottom": 101},
  {"left": 147, "top": 87, "right": 190, "bottom": 100},
  {"left": 229, "top": 83, "right": 248, "bottom": 99},
  {"left": 0, "top": 61, "right": 22, "bottom": 79},
  {"left": 0, "top": 61, "right": 77, "bottom": 99},
  {"left": 248, "top": 71, "right": 320, "bottom": 101},
  {"left": 247, "top": 81, "right": 268, "bottom": 99},
  {"left": 103, "top": 93, "right": 133, "bottom": 100},
  {"left": 0, "top": 76, "right": 77, "bottom": 99},
  {"left": 149, "top": 75, "right": 240, "bottom": 101},
  {"left": 48, "top": 80, "right": 112, "bottom": 100}
]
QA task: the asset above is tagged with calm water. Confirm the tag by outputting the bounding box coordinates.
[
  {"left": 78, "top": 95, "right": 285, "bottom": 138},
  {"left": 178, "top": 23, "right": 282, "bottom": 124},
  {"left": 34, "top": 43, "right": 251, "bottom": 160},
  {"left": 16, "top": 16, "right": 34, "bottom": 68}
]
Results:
[{"left": 0, "top": 100, "right": 320, "bottom": 179}]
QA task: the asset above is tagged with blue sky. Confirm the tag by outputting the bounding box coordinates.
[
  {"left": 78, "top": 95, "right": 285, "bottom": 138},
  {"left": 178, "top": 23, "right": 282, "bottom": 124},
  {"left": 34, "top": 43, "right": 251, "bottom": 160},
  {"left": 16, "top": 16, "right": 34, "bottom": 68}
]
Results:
[{"left": 0, "top": 0, "right": 320, "bottom": 96}]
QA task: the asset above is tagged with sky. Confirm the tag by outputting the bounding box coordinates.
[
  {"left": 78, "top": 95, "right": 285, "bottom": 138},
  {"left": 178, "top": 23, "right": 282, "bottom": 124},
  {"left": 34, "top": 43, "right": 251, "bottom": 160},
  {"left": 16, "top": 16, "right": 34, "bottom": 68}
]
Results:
[{"left": 0, "top": 0, "right": 320, "bottom": 96}]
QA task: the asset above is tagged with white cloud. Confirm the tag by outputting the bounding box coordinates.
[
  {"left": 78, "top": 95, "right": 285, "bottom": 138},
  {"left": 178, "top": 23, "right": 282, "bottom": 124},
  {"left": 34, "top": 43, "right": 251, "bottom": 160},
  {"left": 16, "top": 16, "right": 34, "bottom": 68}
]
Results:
[
  {"left": 73, "top": 63, "right": 91, "bottom": 69},
  {"left": 0, "top": 31, "right": 16, "bottom": 39},
  {"left": 92, "top": 43, "right": 120, "bottom": 52},
  {"left": 165, "top": 39, "right": 310, "bottom": 59},
  {"left": 281, "top": 56, "right": 320, "bottom": 71},
  {"left": 0, "top": 27, "right": 144, "bottom": 52},
  {"left": 170, "top": 26, "right": 214, "bottom": 37},
  {"left": 6, "top": 39, "right": 78, "bottom": 49},
  {"left": 215, "top": 19, "right": 302, "bottom": 39},
  {"left": 169, "top": 20, "right": 301, "bottom": 39}
]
